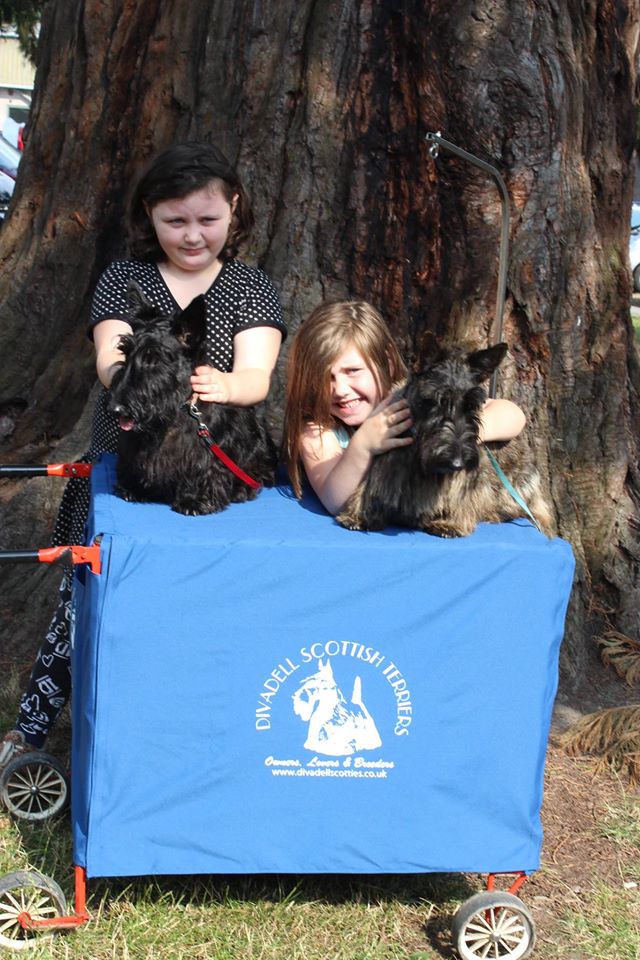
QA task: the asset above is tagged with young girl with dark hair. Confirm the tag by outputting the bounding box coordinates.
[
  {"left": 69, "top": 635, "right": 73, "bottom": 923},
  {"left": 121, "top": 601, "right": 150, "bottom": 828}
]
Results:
[{"left": 0, "top": 142, "right": 286, "bottom": 767}]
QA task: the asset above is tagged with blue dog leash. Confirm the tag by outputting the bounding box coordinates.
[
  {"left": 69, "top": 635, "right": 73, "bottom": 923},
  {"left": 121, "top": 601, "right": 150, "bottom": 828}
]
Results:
[{"left": 482, "top": 443, "right": 543, "bottom": 533}]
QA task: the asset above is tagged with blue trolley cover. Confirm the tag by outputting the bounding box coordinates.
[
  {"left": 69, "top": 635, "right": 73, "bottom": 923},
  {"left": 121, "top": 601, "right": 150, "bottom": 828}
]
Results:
[{"left": 72, "top": 455, "right": 574, "bottom": 878}]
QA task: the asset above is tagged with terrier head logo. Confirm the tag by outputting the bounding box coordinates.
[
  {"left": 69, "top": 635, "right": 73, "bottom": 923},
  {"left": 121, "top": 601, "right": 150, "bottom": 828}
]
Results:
[{"left": 292, "top": 659, "right": 382, "bottom": 756}]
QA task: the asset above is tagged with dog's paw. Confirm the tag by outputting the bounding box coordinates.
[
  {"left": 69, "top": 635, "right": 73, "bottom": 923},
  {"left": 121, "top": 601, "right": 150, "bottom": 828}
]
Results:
[
  {"left": 114, "top": 484, "right": 140, "bottom": 503},
  {"left": 336, "top": 513, "right": 364, "bottom": 531},
  {"left": 172, "top": 498, "right": 225, "bottom": 516},
  {"left": 422, "top": 519, "right": 466, "bottom": 538}
]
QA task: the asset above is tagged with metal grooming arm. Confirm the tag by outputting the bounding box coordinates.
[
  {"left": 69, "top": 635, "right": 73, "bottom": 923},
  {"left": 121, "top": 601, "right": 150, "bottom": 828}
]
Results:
[{"left": 425, "top": 131, "right": 510, "bottom": 398}]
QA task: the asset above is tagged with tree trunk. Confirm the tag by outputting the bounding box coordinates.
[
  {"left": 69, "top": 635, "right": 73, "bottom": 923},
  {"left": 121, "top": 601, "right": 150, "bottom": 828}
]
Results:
[{"left": 1, "top": 0, "right": 638, "bottom": 709}]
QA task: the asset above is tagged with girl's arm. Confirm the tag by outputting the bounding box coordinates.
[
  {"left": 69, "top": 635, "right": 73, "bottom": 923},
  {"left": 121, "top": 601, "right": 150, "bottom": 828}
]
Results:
[
  {"left": 93, "top": 318, "right": 133, "bottom": 388},
  {"left": 478, "top": 398, "right": 526, "bottom": 441},
  {"left": 301, "top": 396, "right": 413, "bottom": 515},
  {"left": 190, "top": 327, "right": 283, "bottom": 405},
  {"left": 304, "top": 397, "right": 524, "bottom": 514}
]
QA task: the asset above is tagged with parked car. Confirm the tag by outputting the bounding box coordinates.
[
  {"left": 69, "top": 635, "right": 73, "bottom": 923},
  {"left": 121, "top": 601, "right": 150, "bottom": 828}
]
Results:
[
  {"left": 0, "top": 137, "right": 20, "bottom": 222},
  {"left": 0, "top": 177, "right": 13, "bottom": 222},
  {"left": 630, "top": 202, "right": 640, "bottom": 292},
  {"left": 0, "top": 133, "right": 19, "bottom": 178},
  {"left": 0, "top": 167, "right": 14, "bottom": 194}
]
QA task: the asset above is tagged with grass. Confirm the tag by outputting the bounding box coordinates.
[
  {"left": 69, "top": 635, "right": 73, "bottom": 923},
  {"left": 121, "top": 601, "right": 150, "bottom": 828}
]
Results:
[
  {"left": 0, "top": 817, "right": 467, "bottom": 959},
  {"left": 558, "top": 886, "right": 640, "bottom": 960},
  {"left": 599, "top": 794, "right": 640, "bottom": 851},
  {"left": 1, "top": 671, "right": 639, "bottom": 958},
  {"left": 554, "top": 789, "right": 640, "bottom": 960},
  {"left": 597, "top": 793, "right": 640, "bottom": 889}
]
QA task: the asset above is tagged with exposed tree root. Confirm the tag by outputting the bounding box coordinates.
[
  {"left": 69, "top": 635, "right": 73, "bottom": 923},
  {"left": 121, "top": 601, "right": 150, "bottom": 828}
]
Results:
[
  {"left": 597, "top": 630, "right": 640, "bottom": 686},
  {"left": 559, "top": 706, "right": 640, "bottom": 785}
]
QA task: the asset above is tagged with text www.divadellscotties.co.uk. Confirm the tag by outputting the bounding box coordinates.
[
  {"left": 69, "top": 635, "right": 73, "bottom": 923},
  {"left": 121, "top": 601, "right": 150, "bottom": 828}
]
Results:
[{"left": 265, "top": 756, "right": 393, "bottom": 779}]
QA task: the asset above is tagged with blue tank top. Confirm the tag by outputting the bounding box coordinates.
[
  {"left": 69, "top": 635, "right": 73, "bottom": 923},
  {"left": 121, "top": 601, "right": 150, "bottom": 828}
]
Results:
[{"left": 333, "top": 425, "right": 351, "bottom": 449}]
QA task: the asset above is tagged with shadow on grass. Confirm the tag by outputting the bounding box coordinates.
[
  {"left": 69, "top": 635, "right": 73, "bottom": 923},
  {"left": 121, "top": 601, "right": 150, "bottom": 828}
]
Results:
[{"left": 10, "top": 813, "right": 478, "bottom": 958}]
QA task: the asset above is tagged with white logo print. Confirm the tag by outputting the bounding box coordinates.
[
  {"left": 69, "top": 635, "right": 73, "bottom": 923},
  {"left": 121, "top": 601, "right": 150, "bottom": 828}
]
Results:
[{"left": 292, "top": 659, "right": 382, "bottom": 756}]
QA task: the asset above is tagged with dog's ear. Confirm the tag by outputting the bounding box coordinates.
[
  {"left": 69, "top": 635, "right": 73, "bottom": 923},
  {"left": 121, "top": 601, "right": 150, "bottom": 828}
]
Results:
[
  {"left": 126, "top": 281, "right": 153, "bottom": 313},
  {"left": 466, "top": 342, "right": 508, "bottom": 382},
  {"left": 126, "top": 281, "right": 159, "bottom": 331},
  {"left": 415, "top": 330, "right": 447, "bottom": 370},
  {"left": 172, "top": 295, "right": 207, "bottom": 357}
]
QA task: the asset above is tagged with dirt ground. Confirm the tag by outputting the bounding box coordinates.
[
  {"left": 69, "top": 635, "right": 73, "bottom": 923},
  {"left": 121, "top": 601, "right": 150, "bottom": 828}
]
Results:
[
  {"left": 418, "top": 733, "right": 639, "bottom": 956},
  {"left": 522, "top": 742, "right": 638, "bottom": 953}
]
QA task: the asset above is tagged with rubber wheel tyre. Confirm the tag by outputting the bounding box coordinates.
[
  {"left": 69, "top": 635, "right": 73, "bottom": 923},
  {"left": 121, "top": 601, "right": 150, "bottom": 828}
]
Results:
[
  {"left": 1, "top": 753, "right": 69, "bottom": 822},
  {"left": 634, "top": 264, "right": 640, "bottom": 293},
  {"left": 451, "top": 891, "right": 536, "bottom": 960},
  {"left": 0, "top": 870, "right": 67, "bottom": 950}
]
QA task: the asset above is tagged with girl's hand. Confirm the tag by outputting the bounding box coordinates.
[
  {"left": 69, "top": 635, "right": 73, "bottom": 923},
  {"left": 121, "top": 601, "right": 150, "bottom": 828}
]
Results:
[
  {"left": 299, "top": 395, "right": 413, "bottom": 516},
  {"left": 354, "top": 395, "right": 413, "bottom": 456},
  {"left": 190, "top": 329, "right": 282, "bottom": 406},
  {"left": 191, "top": 365, "right": 231, "bottom": 404}
]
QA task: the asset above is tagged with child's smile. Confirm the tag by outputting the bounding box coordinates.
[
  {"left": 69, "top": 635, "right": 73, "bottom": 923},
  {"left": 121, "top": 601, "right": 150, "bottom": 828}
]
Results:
[{"left": 329, "top": 346, "right": 381, "bottom": 426}]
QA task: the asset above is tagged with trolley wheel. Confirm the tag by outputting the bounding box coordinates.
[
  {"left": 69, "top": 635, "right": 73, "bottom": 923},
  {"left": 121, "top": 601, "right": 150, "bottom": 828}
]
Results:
[
  {"left": 451, "top": 890, "right": 536, "bottom": 960},
  {"left": 0, "top": 870, "right": 67, "bottom": 951},
  {"left": 1, "top": 752, "right": 69, "bottom": 822}
]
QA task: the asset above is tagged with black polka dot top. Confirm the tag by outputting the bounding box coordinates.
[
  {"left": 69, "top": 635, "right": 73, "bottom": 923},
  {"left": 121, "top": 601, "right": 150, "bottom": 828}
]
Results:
[{"left": 89, "top": 257, "right": 286, "bottom": 370}]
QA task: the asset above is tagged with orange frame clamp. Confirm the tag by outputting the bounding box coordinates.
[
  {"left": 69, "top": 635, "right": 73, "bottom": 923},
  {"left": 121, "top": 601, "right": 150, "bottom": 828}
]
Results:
[
  {"left": 0, "top": 463, "right": 100, "bottom": 571},
  {"left": 38, "top": 545, "right": 102, "bottom": 575},
  {"left": 0, "top": 462, "right": 93, "bottom": 479},
  {"left": 0, "top": 544, "right": 101, "bottom": 574},
  {"left": 45, "top": 463, "right": 93, "bottom": 478}
]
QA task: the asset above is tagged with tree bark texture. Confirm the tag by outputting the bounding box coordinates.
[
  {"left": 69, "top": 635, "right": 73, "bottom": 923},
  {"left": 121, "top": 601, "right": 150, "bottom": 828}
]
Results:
[{"left": 0, "top": 0, "right": 638, "bottom": 706}]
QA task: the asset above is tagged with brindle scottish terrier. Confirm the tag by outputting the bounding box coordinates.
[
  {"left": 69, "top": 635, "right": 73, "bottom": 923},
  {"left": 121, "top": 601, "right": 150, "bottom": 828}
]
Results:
[
  {"left": 337, "top": 342, "right": 553, "bottom": 538},
  {"left": 108, "top": 284, "right": 276, "bottom": 515}
]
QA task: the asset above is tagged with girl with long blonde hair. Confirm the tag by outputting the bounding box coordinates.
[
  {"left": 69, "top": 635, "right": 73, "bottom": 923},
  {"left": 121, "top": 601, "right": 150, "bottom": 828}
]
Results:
[{"left": 284, "top": 300, "right": 526, "bottom": 515}]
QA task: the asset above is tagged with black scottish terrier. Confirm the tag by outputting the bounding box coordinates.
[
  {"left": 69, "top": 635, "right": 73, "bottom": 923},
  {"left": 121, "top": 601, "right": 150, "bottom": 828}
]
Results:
[
  {"left": 337, "top": 342, "right": 552, "bottom": 538},
  {"left": 108, "top": 284, "right": 276, "bottom": 515}
]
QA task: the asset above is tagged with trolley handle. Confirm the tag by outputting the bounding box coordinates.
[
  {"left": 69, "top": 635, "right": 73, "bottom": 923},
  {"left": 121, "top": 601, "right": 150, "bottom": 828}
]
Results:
[{"left": 0, "top": 463, "right": 92, "bottom": 478}]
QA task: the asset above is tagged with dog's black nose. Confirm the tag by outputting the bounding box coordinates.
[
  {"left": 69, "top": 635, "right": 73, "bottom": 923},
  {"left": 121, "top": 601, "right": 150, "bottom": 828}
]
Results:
[{"left": 450, "top": 457, "right": 463, "bottom": 470}]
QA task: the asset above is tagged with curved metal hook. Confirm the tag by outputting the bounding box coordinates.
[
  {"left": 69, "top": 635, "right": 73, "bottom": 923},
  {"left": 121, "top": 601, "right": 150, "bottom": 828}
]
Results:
[{"left": 426, "top": 130, "right": 442, "bottom": 159}]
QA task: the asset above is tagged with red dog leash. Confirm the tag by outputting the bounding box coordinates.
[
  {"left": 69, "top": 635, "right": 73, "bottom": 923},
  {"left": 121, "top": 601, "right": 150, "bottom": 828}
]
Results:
[{"left": 187, "top": 402, "right": 262, "bottom": 490}]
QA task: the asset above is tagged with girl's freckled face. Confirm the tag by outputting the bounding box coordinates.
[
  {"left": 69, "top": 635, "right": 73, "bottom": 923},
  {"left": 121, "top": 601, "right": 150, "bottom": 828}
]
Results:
[{"left": 329, "top": 345, "right": 381, "bottom": 426}]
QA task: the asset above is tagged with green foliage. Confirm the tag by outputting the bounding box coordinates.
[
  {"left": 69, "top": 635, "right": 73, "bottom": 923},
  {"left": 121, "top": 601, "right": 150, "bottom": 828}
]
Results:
[
  {"left": 561, "top": 886, "right": 640, "bottom": 960},
  {"left": 0, "top": 0, "right": 47, "bottom": 64},
  {"left": 598, "top": 794, "right": 640, "bottom": 881}
]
